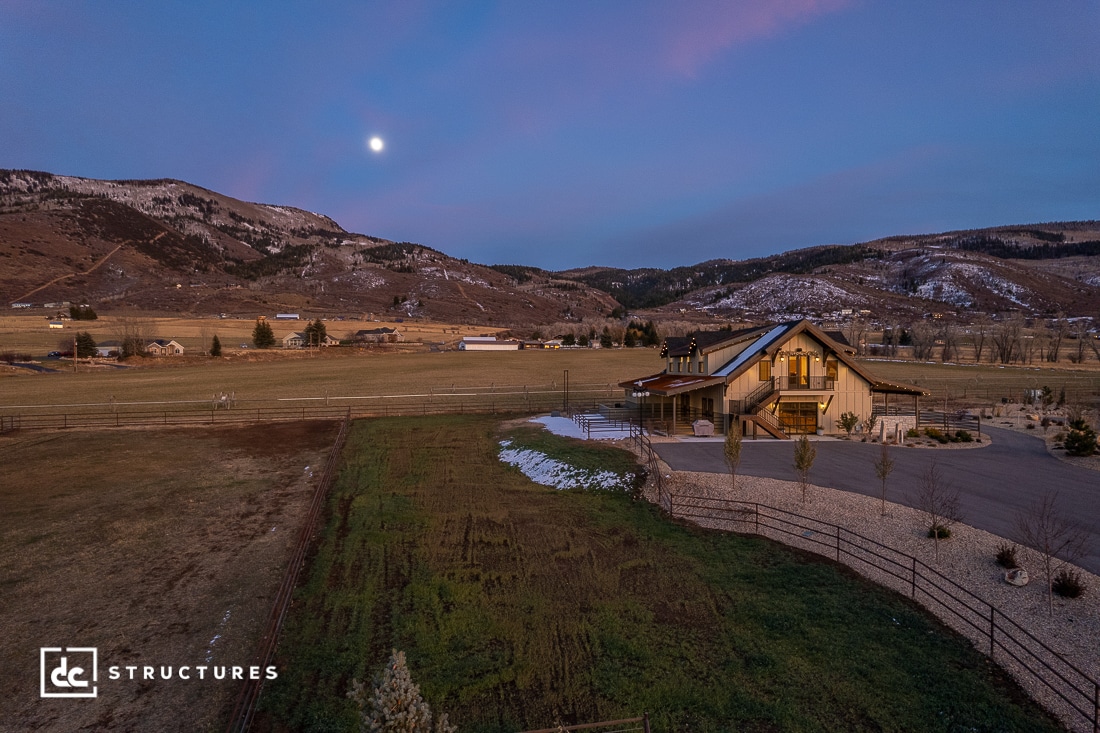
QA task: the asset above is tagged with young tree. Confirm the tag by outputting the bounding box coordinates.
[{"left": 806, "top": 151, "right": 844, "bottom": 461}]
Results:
[
  {"left": 253, "top": 318, "right": 276, "bottom": 349},
  {"left": 793, "top": 435, "right": 816, "bottom": 504},
  {"left": 723, "top": 426, "right": 742, "bottom": 491},
  {"left": 348, "top": 649, "right": 455, "bottom": 733},
  {"left": 74, "top": 331, "right": 97, "bottom": 358},
  {"left": 916, "top": 458, "right": 963, "bottom": 562},
  {"left": 835, "top": 411, "right": 859, "bottom": 437},
  {"left": 873, "top": 442, "right": 895, "bottom": 516},
  {"left": 1014, "top": 491, "right": 1088, "bottom": 615},
  {"left": 210, "top": 334, "right": 222, "bottom": 357}
]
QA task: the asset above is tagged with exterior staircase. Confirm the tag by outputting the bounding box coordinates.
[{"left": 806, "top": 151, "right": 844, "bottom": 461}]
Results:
[{"left": 735, "top": 377, "right": 791, "bottom": 439}]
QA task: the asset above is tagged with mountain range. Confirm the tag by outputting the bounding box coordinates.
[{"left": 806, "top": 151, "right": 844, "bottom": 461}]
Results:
[{"left": 2, "top": 169, "right": 1098, "bottom": 327}]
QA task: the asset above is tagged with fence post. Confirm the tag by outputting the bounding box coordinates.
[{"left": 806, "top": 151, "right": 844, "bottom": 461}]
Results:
[
  {"left": 643, "top": 713, "right": 651, "bottom": 733},
  {"left": 836, "top": 526, "right": 841, "bottom": 562},
  {"left": 990, "top": 607, "right": 996, "bottom": 658},
  {"left": 911, "top": 557, "right": 917, "bottom": 598},
  {"left": 754, "top": 503, "right": 759, "bottom": 534}
]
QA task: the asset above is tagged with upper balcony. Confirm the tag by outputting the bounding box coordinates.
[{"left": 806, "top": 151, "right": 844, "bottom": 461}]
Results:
[{"left": 777, "top": 376, "right": 835, "bottom": 391}]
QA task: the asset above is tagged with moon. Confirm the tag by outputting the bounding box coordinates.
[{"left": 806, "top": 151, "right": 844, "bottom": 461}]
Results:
[{"left": 368, "top": 136, "right": 384, "bottom": 153}]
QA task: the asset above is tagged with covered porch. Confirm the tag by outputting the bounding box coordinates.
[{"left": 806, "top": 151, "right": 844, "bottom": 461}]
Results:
[{"left": 620, "top": 373, "right": 730, "bottom": 436}]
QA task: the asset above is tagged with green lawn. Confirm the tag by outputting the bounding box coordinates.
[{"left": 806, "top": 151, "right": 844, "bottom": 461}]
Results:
[{"left": 259, "top": 415, "right": 1062, "bottom": 733}]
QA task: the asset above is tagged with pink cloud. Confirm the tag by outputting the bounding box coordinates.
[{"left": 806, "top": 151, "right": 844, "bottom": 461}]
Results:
[{"left": 659, "top": 0, "right": 854, "bottom": 78}]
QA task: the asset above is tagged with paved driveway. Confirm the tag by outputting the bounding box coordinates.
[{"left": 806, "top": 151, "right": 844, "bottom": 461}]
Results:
[{"left": 654, "top": 426, "right": 1100, "bottom": 575}]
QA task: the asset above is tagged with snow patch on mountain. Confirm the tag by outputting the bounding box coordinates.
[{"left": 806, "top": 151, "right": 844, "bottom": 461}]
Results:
[{"left": 697, "top": 274, "right": 868, "bottom": 317}]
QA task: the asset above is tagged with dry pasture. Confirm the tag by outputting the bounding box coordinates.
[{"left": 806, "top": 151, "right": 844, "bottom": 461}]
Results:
[
  {"left": 0, "top": 313, "right": 494, "bottom": 355},
  {"left": 0, "top": 421, "right": 337, "bottom": 732}
]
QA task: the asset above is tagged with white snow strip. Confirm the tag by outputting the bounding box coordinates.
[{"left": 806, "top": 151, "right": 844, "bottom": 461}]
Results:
[{"left": 498, "top": 440, "right": 633, "bottom": 491}]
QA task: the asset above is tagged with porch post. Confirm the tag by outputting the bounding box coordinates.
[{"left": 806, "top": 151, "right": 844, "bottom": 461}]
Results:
[
  {"left": 914, "top": 394, "right": 920, "bottom": 428},
  {"left": 672, "top": 395, "right": 678, "bottom": 435}
]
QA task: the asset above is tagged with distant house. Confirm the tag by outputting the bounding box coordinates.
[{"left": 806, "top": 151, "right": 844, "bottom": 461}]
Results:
[
  {"left": 95, "top": 340, "right": 122, "bottom": 358},
  {"left": 353, "top": 327, "right": 403, "bottom": 343},
  {"left": 621, "top": 319, "right": 925, "bottom": 438},
  {"left": 146, "top": 339, "right": 185, "bottom": 356},
  {"left": 11, "top": 302, "right": 32, "bottom": 309},
  {"left": 274, "top": 313, "right": 300, "bottom": 320},
  {"left": 283, "top": 331, "right": 338, "bottom": 348},
  {"left": 48, "top": 321, "right": 64, "bottom": 329},
  {"left": 458, "top": 336, "right": 522, "bottom": 351}
]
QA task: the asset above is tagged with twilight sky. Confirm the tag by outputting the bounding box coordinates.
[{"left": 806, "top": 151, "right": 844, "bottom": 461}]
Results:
[{"left": 2, "top": 1, "right": 1098, "bottom": 270}]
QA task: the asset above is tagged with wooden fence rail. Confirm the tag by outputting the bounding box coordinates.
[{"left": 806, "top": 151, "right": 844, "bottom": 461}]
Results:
[{"left": 668, "top": 494, "right": 1099, "bottom": 733}]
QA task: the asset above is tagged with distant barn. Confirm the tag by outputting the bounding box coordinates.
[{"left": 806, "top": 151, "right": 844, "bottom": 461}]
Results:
[{"left": 458, "top": 336, "right": 521, "bottom": 351}]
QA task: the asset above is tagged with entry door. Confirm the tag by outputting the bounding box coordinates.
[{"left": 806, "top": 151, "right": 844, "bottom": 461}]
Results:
[{"left": 788, "top": 355, "right": 809, "bottom": 389}]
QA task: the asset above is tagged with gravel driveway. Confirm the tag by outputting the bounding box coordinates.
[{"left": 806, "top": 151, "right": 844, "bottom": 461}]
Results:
[{"left": 654, "top": 425, "right": 1100, "bottom": 574}]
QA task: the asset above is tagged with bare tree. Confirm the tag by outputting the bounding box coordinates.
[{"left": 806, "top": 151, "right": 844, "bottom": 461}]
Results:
[
  {"left": 1014, "top": 492, "right": 1088, "bottom": 615},
  {"left": 114, "top": 317, "right": 153, "bottom": 358},
  {"left": 970, "top": 314, "right": 990, "bottom": 363},
  {"left": 1046, "top": 315, "right": 1068, "bottom": 363},
  {"left": 1067, "top": 319, "right": 1089, "bottom": 364},
  {"left": 793, "top": 435, "right": 816, "bottom": 504},
  {"left": 844, "top": 317, "right": 868, "bottom": 356},
  {"left": 916, "top": 458, "right": 963, "bottom": 562},
  {"left": 909, "top": 321, "right": 936, "bottom": 361},
  {"left": 991, "top": 314, "right": 1023, "bottom": 364},
  {"left": 939, "top": 323, "right": 959, "bottom": 363},
  {"left": 723, "top": 426, "right": 742, "bottom": 491},
  {"left": 873, "top": 442, "right": 895, "bottom": 516}
]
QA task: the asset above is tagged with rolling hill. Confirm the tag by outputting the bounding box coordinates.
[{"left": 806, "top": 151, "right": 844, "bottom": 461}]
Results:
[{"left": 2, "top": 169, "right": 1098, "bottom": 326}]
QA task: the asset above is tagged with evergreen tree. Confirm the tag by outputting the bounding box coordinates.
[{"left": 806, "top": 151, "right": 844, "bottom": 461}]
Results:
[
  {"left": 74, "top": 331, "right": 97, "bottom": 358},
  {"left": 253, "top": 318, "right": 276, "bottom": 349},
  {"left": 210, "top": 334, "right": 222, "bottom": 357},
  {"left": 1064, "top": 419, "right": 1097, "bottom": 457},
  {"left": 348, "top": 650, "right": 455, "bottom": 733},
  {"left": 69, "top": 304, "right": 97, "bottom": 320},
  {"left": 304, "top": 319, "right": 327, "bottom": 346},
  {"left": 599, "top": 327, "right": 613, "bottom": 349}
]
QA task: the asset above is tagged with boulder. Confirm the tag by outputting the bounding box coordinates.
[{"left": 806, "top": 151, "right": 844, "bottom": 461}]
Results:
[{"left": 1005, "top": 568, "right": 1029, "bottom": 587}]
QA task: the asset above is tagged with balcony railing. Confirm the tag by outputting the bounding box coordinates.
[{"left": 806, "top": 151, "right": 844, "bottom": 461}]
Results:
[{"left": 777, "top": 376, "right": 835, "bottom": 391}]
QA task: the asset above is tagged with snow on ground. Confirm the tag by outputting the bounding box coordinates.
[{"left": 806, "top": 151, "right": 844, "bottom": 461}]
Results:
[
  {"left": 496, "top": 416, "right": 638, "bottom": 491},
  {"left": 498, "top": 440, "right": 633, "bottom": 491},
  {"left": 530, "top": 415, "right": 634, "bottom": 440}
]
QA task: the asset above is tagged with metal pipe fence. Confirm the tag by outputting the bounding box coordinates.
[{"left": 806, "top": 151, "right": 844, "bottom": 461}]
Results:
[
  {"left": 668, "top": 494, "right": 1099, "bottom": 733},
  {"left": 0, "top": 386, "right": 632, "bottom": 431},
  {"left": 224, "top": 410, "right": 352, "bottom": 733}
]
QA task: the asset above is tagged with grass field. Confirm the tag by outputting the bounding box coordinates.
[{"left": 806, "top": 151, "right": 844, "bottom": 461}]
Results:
[
  {"left": 0, "top": 313, "right": 493, "bottom": 354},
  {"left": 0, "top": 422, "right": 338, "bottom": 731},
  {"left": 0, "top": 348, "right": 657, "bottom": 415},
  {"left": 259, "top": 414, "right": 1063, "bottom": 733},
  {"left": 864, "top": 358, "right": 1100, "bottom": 405}
]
